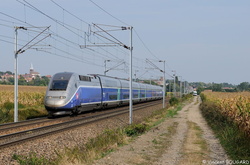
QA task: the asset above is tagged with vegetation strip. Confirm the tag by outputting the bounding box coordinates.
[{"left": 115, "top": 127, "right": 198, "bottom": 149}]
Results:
[{"left": 200, "top": 92, "right": 250, "bottom": 161}]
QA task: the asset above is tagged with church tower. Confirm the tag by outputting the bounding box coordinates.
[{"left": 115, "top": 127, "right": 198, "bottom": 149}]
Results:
[{"left": 30, "top": 63, "right": 34, "bottom": 74}]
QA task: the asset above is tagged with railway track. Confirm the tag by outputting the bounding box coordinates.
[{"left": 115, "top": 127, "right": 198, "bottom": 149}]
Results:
[{"left": 0, "top": 100, "right": 164, "bottom": 149}]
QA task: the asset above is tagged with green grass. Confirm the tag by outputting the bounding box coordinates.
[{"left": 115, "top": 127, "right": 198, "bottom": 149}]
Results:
[
  {"left": 125, "top": 123, "right": 148, "bottom": 137},
  {"left": 12, "top": 152, "right": 50, "bottom": 165},
  {"left": 166, "top": 105, "right": 182, "bottom": 118},
  {"left": 0, "top": 104, "right": 47, "bottom": 123},
  {"left": 0, "top": 108, "right": 12, "bottom": 124}
]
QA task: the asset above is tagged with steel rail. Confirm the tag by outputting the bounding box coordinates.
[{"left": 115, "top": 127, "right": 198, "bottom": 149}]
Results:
[
  {"left": 0, "top": 100, "right": 163, "bottom": 132},
  {"left": 0, "top": 117, "right": 50, "bottom": 132},
  {"left": 0, "top": 100, "right": 163, "bottom": 149}
]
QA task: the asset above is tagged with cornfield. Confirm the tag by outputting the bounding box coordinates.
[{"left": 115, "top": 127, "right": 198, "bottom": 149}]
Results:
[
  {"left": 202, "top": 91, "right": 250, "bottom": 136},
  {"left": 0, "top": 85, "right": 46, "bottom": 107}
]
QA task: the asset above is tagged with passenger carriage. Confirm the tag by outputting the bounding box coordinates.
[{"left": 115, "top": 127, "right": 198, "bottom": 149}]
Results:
[{"left": 44, "top": 72, "right": 163, "bottom": 117}]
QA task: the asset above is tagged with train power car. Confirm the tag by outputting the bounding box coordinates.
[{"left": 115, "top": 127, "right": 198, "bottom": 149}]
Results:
[{"left": 44, "top": 72, "right": 163, "bottom": 117}]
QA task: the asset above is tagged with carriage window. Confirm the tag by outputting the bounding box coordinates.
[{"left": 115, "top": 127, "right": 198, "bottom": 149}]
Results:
[
  {"left": 50, "top": 80, "right": 68, "bottom": 91},
  {"left": 79, "top": 75, "right": 91, "bottom": 82},
  {"left": 109, "top": 95, "right": 117, "bottom": 100},
  {"left": 123, "top": 94, "right": 129, "bottom": 99},
  {"left": 133, "top": 94, "right": 139, "bottom": 98}
]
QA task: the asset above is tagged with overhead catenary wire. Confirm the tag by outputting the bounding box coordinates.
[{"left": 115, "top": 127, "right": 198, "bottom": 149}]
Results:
[
  {"left": 0, "top": 1, "right": 174, "bottom": 80},
  {"left": 86, "top": 0, "right": 168, "bottom": 74},
  {"left": 50, "top": 0, "right": 130, "bottom": 58},
  {"left": 87, "top": 0, "right": 175, "bottom": 78},
  {"left": 19, "top": 0, "right": 128, "bottom": 59},
  {"left": 88, "top": 0, "right": 130, "bottom": 26},
  {"left": 50, "top": 0, "right": 89, "bottom": 26},
  {"left": 0, "top": 12, "right": 106, "bottom": 69},
  {"left": 17, "top": 26, "right": 50, "bottom": 53},
  {"left": 22, "top": 0, "right": 160, "bottom": 76},
  {"left": 2, "top": 2, "right": 125, "bottom": 70},
  {"left": 87, "top": 0, "right": 173, "bottom": 70}
]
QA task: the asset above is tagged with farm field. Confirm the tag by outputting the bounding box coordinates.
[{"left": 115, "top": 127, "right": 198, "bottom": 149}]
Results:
[
  {"left": 0, "top": 85, "right": 46, "bottom": 106},
  {"left": 0, "top": 85, "right": 47, "bottom": 123},
  {"left": 202, "top": 91, "right": 250, "bottom": 136},
  {"left": 200, "top": 91, "right": 250, "bottom": 160}
]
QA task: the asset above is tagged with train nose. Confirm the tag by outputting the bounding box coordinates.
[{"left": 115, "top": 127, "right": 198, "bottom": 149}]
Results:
[{"left": 45, "top": 96, "right": 67, "bottom": 107}]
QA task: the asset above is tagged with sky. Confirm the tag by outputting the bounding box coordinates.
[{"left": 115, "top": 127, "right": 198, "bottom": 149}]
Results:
[{"left": 0, "top": 0, "right": 250, "bottom": 85}]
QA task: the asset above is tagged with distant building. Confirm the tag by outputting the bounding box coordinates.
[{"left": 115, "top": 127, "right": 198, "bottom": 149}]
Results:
[
  {"left": 1, "top": 73, "right": 14, "bottom": 81},
  {"left": 29, "top": 63, "right": 40, "bottom": 77},
  {"left": 155, "top": 77, "right": 164, "bottom": 86},
  {"left": 0, "top": 64, "right": 51, "bottom": 84},
  {"left": 22, "top": 63, "right": 41, "bottom": 82},
  {"left": 45, "top": 75, "right": 52, "bottom": 79}
]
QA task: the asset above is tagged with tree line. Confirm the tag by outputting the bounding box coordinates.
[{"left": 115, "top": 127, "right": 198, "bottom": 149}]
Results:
[{"left": 192, "top": 82, "right": 250, "bottom": 94}]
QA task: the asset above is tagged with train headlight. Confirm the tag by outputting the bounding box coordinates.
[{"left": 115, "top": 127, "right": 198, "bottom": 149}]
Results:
[
  {"left": 59, "top": 96, "right": 66, "bottom": 99},
  {"left": 46, "top": 96, "right": 52, "bottom": 99}
]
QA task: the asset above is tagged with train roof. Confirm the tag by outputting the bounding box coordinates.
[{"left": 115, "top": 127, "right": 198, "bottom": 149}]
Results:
[
  {"left": 52, "top": 72, "right": 162, "bottom": 88},
  {"left": 90, "top": 74, "right": 162, "bottom": 88}
]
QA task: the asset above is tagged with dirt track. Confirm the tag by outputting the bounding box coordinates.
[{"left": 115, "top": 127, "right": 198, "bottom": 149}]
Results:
[{"left": 93, "top": 97, "right": 230, "bottom": 165}]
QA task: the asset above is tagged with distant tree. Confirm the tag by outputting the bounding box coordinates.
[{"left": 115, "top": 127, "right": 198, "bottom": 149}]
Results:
[
  {"left": 212, "top": 83, "right": 222, "bottom": 92},
  {"left": 175, "top": 76, "right": 179, "bottom": 85},
  {"left": 197, "top": 86, "right": 204, "bottom": 95},
  {"left": 166, "top": 81, "right": 174, "bottom": 92},
  {"left": 41, "top": 76, "right": 50, "bottom": 86},
  {"left": 34, "top": 76, "right": 41, "bottom": 86},
  {"left": 19, "top": 75, "right": 27, "bottom": 85},
  {"left": 237, "top": 82, "right": 250, "bottom": 91},
  {"left": 221, "top": 82, "right": 235, "bottom": 88},
  {"left": 1, "top": 81, "right": 7, "bottom": 85},
  {"left": 143, "top": 80, "right": 158, "bottom": 85},
  {"left": 7, "top": 77, "right": 14, "bottom": 84},
  {"left": 5, "top": 71, "right": 13, "bottom": 75}
]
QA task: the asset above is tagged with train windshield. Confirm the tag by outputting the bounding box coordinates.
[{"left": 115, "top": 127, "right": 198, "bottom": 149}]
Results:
[{"left": 50, "top": 80, "right": 68, "bottom": 91}]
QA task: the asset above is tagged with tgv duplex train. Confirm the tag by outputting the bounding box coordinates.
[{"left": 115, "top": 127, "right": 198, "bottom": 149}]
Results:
[{"left": 44, "top": 72, "right": 163, "bottom": 117}]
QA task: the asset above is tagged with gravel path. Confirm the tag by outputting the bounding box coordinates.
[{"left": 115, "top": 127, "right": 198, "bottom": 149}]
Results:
[{"left": 93, "top": 97, "right": 230, "bottom": 165}]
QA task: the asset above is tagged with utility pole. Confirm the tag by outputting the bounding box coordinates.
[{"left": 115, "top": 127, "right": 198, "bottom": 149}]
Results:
[
  {"left": 14, "top": 27, "right": 28, "bottom": 122},
  {"left": 13, "top": 26, "right": 50, "bottom": 122},
  {"left": 169, "top": 81, "right": 171, "bottom": 93},
  {"left": 81, "top": 24, "right": 133, "bottom": 124},
  {"left": 159, "top": 60, "right": 166, "bottom": 108},
  {"left": 172, "top": 70, "right": 176, "bottom": 97},
  {"left": 14, "top": 27, "right": 19, "bottom": 122},
  {"left": 145, "top": 59, "right": 166, "bottom": 108},
  {"left": 179, "top": 76, "right": 182, "bottom": 98},
  {"left": 183, "top": 80, "right": 186, "bottom": 94},
  {"left": 129, "top": 26, "right": 133, "bottom": 124}
]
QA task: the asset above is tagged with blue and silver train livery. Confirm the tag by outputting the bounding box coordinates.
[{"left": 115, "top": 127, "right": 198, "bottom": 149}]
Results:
[{"left": 44, "top": 72, "right": 163, "bottom": 117}]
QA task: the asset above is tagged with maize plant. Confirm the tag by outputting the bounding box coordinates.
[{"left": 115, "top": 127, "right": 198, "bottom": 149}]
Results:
[
  {"left": 203, "top": 91, "right": 250, "bottom": 136},
  {"left": 0, "top": 85, "right": 46, "bottom": 107}
]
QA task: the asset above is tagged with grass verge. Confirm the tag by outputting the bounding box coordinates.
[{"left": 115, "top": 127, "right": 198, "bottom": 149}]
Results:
[
  {"left": 0, "top": 103, "right": 47, "bottom": 124},
  {"left": 200, "top": 96, "right": 250, "bottom": 161}
]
